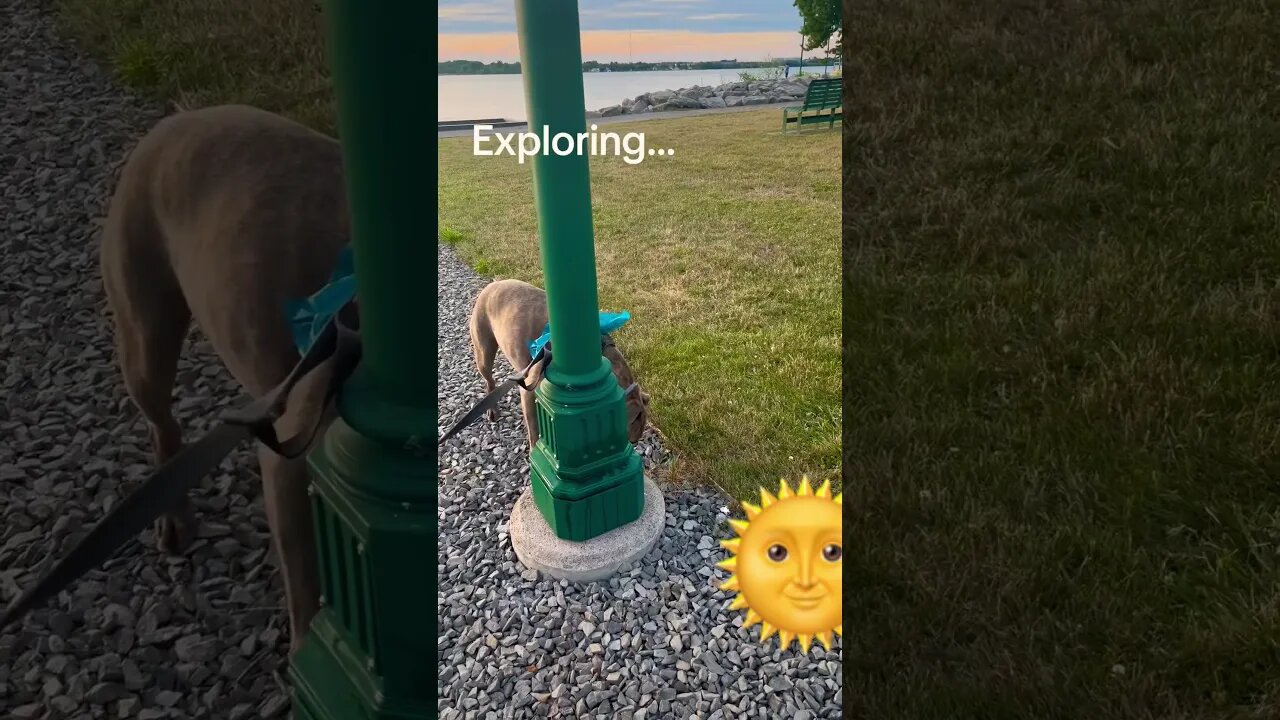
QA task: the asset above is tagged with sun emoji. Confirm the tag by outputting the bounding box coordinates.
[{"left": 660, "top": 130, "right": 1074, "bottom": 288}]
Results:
[{"left": 717, "top": 476, "right": 843, "bottom": 652}]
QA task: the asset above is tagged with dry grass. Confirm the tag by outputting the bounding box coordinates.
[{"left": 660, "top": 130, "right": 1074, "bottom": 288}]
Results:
[{"left": 844, "top": 0, "right": 1280, "bottom": 717}]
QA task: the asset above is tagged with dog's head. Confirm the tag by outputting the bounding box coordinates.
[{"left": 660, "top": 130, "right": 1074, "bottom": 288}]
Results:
[{"left": 602, "top": 335, "right": 650, "bottom": 443}]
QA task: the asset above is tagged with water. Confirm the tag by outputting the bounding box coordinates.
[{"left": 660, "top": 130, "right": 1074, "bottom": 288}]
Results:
[{"left": 438, "top": 69, "right": 759, "bottom": 122}]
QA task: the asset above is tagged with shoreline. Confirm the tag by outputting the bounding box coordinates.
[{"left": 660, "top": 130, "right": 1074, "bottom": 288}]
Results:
[
  {"left": 596, "top": 76, "right": 828, "bottom": 116},
  {"left": 437, "top": 103, "right": 797, "bottom": 138}
]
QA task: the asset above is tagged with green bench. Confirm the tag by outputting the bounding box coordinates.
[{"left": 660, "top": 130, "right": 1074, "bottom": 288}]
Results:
[{"left": 781, "top": 77, "right": 842, "bottom": 133}]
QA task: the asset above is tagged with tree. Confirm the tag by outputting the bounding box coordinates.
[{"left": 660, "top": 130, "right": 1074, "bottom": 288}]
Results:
[{"left": 794, "top": 0, "right": 841, "bottom": 56}]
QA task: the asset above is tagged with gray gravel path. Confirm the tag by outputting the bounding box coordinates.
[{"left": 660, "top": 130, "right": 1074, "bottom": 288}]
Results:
[
  {"left": 2, "top": 1, "right": 297, "bottom": 718},
  {"left": 436, "top": 245, "right": 842, "bottom": 719}
]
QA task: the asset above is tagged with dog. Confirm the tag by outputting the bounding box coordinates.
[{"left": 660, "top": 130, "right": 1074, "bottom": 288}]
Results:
[
  {"left": 468, "top": 279, "right": 650, "bottom": 448},
  {"left": 100, "top": 105, "right": 350, "bottom": 654}
]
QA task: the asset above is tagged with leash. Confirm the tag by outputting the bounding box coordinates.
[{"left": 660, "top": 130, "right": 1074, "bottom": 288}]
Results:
[
  {"left": 436, "top": 333, "right": 636, "bottom": 446},
  {"left": 437, "top": 346, "right": 550, "bottom": 446},
  {"left": 0, "top": 302, "right": 363, "bottom": 633}
]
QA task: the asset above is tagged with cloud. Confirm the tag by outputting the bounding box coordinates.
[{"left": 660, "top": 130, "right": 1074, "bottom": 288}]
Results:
[
  {"left": 581, "top": 9, "right": 667, "bottom": 18},
  {"left": 687, "top": 13, "right": 754, "bottom": 21},
  {"left": 440, "top": 30, "right": 803, "bottom": 63},
  {"left": 438, "top": 2, "right": 508, "bottom": 22},
  {"left": 439, "top": 0, "right": 799, "bottom": 34}
]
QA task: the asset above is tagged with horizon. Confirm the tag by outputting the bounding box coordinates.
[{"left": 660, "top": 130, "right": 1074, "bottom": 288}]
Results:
[{"left": 438, "top": 0, "right": 813, "bottom": 63}]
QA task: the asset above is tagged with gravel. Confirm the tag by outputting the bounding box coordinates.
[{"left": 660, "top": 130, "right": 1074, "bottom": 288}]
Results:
[
  {"left": 1, "top": 0, "right": 297, "bottom": 717},
  {"left": 436, "top": 245, "right": 842, "bottom": 718},
  {"left": 0, "top": 0, "right": 841, "bottom": 717}
]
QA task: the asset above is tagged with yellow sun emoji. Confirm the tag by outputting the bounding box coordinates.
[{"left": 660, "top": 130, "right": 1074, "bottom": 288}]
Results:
[{"left": 718, "top": 476, "right": 843, "bottom": 652}]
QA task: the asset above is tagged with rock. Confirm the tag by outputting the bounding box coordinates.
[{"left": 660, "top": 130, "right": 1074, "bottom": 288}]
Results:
[
  {"left": 260, "top": 694, "right": 290, "bottom": 717},
  {"left": 174, "top": 634, "right": 217, "bottom": 663},
  {"left": 629, "top": 98, "right": 650, "bottom": 114},
  {"left": 725, "top": 96, "right": 746, "bottom": 107},
  {"left": 652, "top": 97, "right": 702, "bottom": 113},
  {"left": 121, "top": 661, "right": 147, "bottom": 691},
  {"left": 599, "top": 105, "right": 626, "bottom": 117},
  {"left": 86, "top": 681, "right": 128, "bottom": 704},
  {"left": 117, "top": 696, "right": 142, "bottom": 717},
  {"left": 700, "top": 97, "right": 727, "bottom": 109},
  {"left": 741, "top": 95, "right": 772, "bottom": 106},
  {"left": 647, "top": 89, "right": 676, "bottom": 103}
]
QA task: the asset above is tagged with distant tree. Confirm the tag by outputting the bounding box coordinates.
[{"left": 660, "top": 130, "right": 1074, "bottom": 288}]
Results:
[{"left": 794, "top": 0, "right": 841, "bottom": 56}]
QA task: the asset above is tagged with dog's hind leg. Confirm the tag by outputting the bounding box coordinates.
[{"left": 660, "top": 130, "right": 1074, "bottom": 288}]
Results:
[
  {"left": 101, "top": 207, "right": 198, "bottom": 555},
  {"left": 469, "top": 311, "right": 500, "bottom": 420},
  {"left": 258, "top": 445, "right": 320, "bottom": 656},
  {"left": 519, "top": 390, "right": 540, "bottom": 448}
]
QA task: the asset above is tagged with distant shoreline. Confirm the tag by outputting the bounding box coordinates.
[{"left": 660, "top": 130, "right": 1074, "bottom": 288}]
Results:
[{"left": 438, "top": 59, "right": 839, "bottom": 76}]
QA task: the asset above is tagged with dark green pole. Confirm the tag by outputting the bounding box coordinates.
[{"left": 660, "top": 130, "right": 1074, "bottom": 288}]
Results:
[
  {"left": 516, "top": 0, "right": 646, "bottom": 541},
  {"left": 518, "top": 2, "right": 604, "bottom": 378},
  {"left": 290, "top": 1, "right": 434, "bottom": 718}
]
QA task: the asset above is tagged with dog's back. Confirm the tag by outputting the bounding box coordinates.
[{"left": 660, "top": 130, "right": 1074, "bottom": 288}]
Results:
[
  {"left": 102, "top": 105, "right": 349, "bottom": 396},
  {"left": 472, "top": 279, "right": 550, "bottom": 367}
]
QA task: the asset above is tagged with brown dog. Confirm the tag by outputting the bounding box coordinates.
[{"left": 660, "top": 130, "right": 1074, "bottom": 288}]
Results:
[
  {"left": 100, "top": 105, "right": 348, "bottom": 654},
  {"left": 468, "top": 279, "right": 650, "bottom": 447}
]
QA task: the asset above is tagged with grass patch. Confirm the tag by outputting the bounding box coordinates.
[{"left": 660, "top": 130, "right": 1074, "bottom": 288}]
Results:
[
  {"left": 54, "top": 0, "right": 335, "bottom": 131},
  {"left": 440, "top": 110, "right": 841, "bottom": 497},
  {"left": 845, "top": 0, "right": 1280, "bottom": 717}
]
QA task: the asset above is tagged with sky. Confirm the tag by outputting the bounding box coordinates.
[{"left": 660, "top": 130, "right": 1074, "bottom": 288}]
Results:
[{"left": 438, "top": 0, "right": 809, "bottom": 63}]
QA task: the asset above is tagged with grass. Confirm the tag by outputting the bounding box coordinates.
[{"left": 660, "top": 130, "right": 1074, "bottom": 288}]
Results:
[
  {"left": 55, "top": 0, "right": 337, "bottom": 133},
  {"left": 53, "top": 0, "right": 842, "bottom": 499},
  {"left": 440, "top": 110, "right": 841, "bottom": 496},
  {"left": 845, "top": 1, "right": 1280, "bottom": 717}
]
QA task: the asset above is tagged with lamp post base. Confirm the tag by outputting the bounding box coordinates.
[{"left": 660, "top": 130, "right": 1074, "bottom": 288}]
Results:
[
  {"left": 511, "top": 475, "right": 666, "bottom": 582},
  {"left": 290, "top": 415, "right": 434, "bottom": 720}
]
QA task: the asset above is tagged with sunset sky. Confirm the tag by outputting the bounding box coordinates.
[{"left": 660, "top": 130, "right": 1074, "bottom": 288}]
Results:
[{"left": 438, "top": 0, "right": 810, "bottom": 63}]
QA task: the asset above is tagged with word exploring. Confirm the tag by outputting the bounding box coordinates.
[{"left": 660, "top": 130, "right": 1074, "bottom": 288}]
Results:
[{"left": 473, "top": 124, "right": 672, "bottom": 166}]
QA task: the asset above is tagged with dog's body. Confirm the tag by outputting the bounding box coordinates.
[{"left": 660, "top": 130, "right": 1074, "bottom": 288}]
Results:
[
  {"left": 101, "top": 105, "right": 349, "bottom": 653},
  {"left": 468, "top": 279, "right": 649, "bottom": 446}
]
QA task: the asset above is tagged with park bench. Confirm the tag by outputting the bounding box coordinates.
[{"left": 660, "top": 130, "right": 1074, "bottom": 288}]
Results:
[{"left": 782, "top": 77, "right": 842, "bottom": 133}]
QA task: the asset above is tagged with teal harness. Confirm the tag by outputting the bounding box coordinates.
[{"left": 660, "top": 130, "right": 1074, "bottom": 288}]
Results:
[
  {"left": 284, "top": 246, "right": 630, "bottom": 354},
  {"left": 285, "top": 246, "right": 357, "bottom": 355},
  {"left": 528, "top": 311, "right": 630, "bottom": 358}
]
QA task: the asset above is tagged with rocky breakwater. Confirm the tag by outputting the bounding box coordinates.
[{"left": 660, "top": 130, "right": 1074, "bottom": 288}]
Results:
[{"left": 597, "top": 76, "right": 815, "bottom": 117}]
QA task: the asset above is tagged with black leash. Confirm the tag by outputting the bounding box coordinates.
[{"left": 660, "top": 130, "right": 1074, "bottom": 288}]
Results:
[
  {"left": 438, "top": 346, "right": 549, "bottom": 446},
  {"left": 0, "top": 302, "right": 363, "bottom": 633},
  {"left": 437, "top": 333, "right": 635, "bottom": 446}
]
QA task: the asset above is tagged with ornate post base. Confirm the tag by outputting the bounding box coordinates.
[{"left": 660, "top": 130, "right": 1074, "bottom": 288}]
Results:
[
  {"left": 290, "top": 414, "right": 433, "bottom": 719},
  {"left": 529, "top": 359, "right": 646, "bottom": 541}
]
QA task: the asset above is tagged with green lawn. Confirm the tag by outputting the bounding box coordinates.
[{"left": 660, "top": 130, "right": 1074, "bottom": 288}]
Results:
[
  {"left": 52, "top": 0, "right": 842, "bottom": 498},
  {"left": 440, "top": 110, "right": 841, "bottom": 496},
  {"left": 845, "top": 1, "right": 1280, "bottom": 717}
]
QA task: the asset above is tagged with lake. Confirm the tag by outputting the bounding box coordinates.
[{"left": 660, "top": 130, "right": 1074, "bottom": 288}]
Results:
[{"left": 438, "top": 69, "right": 818, "bottom": 122}]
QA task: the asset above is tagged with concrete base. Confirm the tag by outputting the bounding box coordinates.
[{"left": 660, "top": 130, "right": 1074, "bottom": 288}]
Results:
[{"left": 509, "top": 476, "right": 665, "bottom": 582}]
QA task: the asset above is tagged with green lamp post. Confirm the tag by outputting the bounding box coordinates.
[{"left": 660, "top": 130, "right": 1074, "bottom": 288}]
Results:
[
  {"left": 515, "top": 0, "right": 647, "bottom": 541},
  {"left": 289, "top": 1, "right": 434, "bottom": 718}
]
